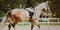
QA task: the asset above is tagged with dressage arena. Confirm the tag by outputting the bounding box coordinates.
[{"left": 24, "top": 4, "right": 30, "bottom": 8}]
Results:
[{"left": 0, "top": 24, "right": 60, "bottom": 30}]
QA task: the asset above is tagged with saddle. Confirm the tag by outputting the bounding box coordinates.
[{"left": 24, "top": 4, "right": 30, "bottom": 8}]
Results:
[{"left": 24, "top": 8, "right": 34, "bottom": 22}]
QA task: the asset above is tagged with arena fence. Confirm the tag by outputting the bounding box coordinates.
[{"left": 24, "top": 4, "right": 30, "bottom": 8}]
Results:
[{"left": 0, "top": 18, "right": 60, "bottom": 25}]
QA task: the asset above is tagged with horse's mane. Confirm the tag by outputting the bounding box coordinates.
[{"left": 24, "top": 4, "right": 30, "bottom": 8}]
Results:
[{"left": 34, "top": 1, "right": 49, "bottom": 10}]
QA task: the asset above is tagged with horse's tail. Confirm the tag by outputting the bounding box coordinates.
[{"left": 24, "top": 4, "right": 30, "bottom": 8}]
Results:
[{"left": 0, "top": 10, "right": 12, "bottom": 27}]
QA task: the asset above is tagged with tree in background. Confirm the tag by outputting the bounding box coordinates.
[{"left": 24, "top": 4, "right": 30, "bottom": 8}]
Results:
[
  {"left": 0, "top": 0, "right": 60, "bottom": 18},
  {"left": 49, "top": 0, "right": 60, "bottom": 18}
]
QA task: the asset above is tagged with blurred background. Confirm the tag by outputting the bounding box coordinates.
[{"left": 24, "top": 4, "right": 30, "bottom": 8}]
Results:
[{"left": 0, "top": 0, "right": 60, "bottom": 18}]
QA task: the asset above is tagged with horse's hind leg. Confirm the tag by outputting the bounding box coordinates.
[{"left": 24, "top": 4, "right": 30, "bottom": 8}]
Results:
[
  {"left": 12, "top": 22, "right": 17, "bottom": 30},
  {"left": 8, "top": 23, "right": 11, "bottom": 30}
]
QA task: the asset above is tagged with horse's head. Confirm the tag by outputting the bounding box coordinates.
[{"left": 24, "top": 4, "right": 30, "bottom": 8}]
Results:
[{"left": 33, "top": 1, "right": 51, "bottom": 18}]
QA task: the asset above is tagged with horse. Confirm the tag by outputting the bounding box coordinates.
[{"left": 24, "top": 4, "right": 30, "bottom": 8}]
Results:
[
  {"left": 0, "top": 1, "right": 51, "bottom": 30},
  {"left": 32, "top": 1, "right": 51, "bottom": 30}
]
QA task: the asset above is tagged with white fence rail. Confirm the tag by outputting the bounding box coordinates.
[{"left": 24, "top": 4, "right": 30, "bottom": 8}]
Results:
[
  {"left": 0, "top": 18, "right": 60, "bottom": 25},
  {"left": 39, "top": 18, "right": 60, "bottom": 25}
]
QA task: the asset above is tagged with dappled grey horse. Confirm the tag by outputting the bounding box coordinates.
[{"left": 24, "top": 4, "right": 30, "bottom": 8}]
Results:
[{"left": 0, "top": 1, "right": 51, "bottom": 30}]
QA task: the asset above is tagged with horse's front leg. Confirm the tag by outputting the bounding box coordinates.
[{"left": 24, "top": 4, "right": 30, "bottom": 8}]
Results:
[
  {"left": 31, "top": 20, "right": 40, "bottom": 30},
  {"left": 31, "top": 20, "right": 36, "bottom": 30}
]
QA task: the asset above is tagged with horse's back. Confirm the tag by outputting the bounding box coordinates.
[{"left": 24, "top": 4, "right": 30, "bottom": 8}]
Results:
[
  {"left": 11, "top": 9, "right": 21, "bottom": 15},
  {"left": 10, "top": 9, "right": 30, "bottom": 22}
]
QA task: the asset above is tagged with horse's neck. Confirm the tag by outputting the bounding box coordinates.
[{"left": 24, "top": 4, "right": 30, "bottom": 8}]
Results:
[
  {"left": 33, "top": 2, "right": 47, "bottom": 18},
  {"left": 33, "top": 9, "right": 42, "bottom": 18}
]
